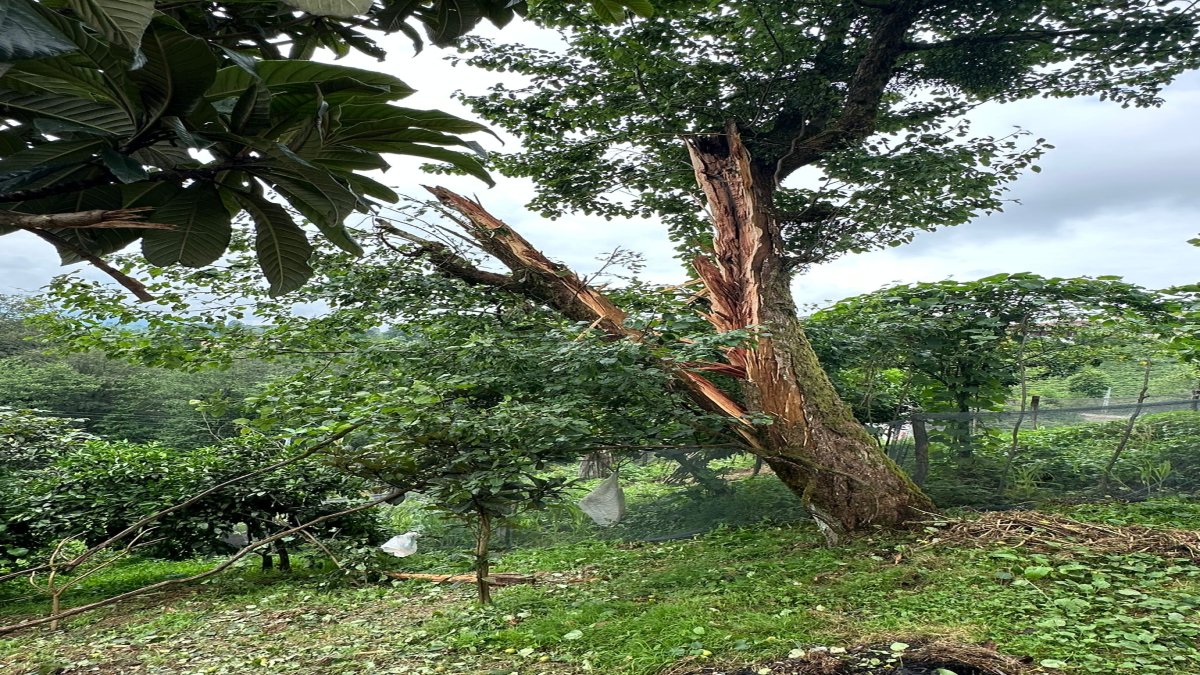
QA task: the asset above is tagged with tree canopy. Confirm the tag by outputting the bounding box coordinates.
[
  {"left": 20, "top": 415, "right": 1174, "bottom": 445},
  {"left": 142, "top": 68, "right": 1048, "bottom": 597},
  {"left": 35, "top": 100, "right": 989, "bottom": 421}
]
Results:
[
  {"left": 0, "top": 0, "right": 651, "bottom": 298},
  {"left": 460, "top": 0, "right": 1200, "bottom": 262}
]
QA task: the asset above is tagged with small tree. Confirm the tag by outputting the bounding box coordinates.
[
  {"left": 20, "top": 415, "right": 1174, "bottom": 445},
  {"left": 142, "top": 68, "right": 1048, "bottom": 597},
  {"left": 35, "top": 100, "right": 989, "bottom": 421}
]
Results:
[{"left": 1067, "top": 369, "right": 1113, "bottom": 398}]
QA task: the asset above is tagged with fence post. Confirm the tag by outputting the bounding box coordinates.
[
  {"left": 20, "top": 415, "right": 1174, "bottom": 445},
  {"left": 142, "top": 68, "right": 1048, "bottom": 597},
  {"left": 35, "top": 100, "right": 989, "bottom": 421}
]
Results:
[
  {"left": 1030, "top": 395, "right": 1040, "bottom": 430},
  {"left": 912, "top": 418, "right": 930, "bottom": 488},
  {"left": 1191, "top": 390, "right": 1199, "bottom": 412}
]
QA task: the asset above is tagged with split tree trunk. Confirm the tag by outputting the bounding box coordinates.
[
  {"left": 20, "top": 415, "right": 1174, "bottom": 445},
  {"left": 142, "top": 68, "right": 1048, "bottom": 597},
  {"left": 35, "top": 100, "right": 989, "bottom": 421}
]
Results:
[
  {"left": 418, "top": 125, "right": 933, "bottom": 542},
  {"left": 682, "top": 124, "right": 932, "bottom": 541}
]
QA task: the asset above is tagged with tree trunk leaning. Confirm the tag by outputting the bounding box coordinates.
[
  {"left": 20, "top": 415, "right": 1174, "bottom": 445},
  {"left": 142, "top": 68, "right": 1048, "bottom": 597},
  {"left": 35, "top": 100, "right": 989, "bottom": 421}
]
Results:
[{"left": 683, "top": 123, "right": 933, "bottom": 541}]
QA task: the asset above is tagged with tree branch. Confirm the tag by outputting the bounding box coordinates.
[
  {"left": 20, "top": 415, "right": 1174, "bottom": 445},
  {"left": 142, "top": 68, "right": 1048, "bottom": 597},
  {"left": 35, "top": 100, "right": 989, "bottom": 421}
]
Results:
[
  {"left": 0, "top": 424, "right": 363, "bottom": 586},
  {"left": 0, "top": 208, "right": 167, "bottom": 231},
  {"left": 423, "top": 186, "right": 767, "bottom": 452},
  {"left": 772, "top": 2, "right": 922, "bottom": 179},
  {"left": 375, "top": 220, "right": 515, "bottom": 288},
  {"left": 24, "top": 229, "right": 155, "bottom": 303},
  {"left": 0, "top": 488, "right": 400, "bottom": 635}
]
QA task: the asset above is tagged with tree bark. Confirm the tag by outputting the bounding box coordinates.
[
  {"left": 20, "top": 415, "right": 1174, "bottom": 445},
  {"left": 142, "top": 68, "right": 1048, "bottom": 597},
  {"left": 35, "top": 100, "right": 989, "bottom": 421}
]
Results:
[
  {"left": 912, "top": 418, "right": 930, "bottom": 487},
  {"left": 475, "top": 509, "right": 492, "bottom": 605},
  {"left": 683, "top": 123, "right": 933, "bottom": 541}
]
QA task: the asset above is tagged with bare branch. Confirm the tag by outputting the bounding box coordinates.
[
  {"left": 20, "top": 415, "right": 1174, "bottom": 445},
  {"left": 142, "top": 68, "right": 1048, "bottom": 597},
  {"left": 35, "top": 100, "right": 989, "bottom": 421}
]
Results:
[
  {"left": 0, "top": 489, "right": 400, "bottom": 636},
  {"left": 24, "top": 229, "right": 155, "bottom": 303},
  {"left": 0, "top": 424, "right": 363, "bottom": 585},
  {"left": 375, "top": 220, "right": 515, "bottom": 288}
]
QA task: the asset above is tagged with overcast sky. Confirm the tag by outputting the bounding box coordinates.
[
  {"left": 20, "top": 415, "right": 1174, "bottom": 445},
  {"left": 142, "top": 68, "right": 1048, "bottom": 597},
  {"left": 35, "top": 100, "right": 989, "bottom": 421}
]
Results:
[{"left": 3, "top": 20, "right": 1197, "bottom": 310}]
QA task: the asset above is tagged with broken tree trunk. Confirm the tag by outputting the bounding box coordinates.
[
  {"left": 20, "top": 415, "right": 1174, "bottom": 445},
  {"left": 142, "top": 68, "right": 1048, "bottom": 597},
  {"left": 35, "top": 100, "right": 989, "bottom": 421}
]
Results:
[
  {"left": 683, "top": 123, "right": 932, "bottom": 541},
  {"left": 420, "top": 125, "right": 934, "bottom": 540}
]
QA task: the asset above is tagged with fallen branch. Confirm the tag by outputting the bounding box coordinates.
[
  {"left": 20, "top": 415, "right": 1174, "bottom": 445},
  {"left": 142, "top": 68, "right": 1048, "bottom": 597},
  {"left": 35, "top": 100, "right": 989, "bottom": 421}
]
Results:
[
  {"left": 0, "top": 489, "right": 401, "bottom": 635},
  {"left": 919, "top": 510, "right": 1200, "bottom": 560},
  {"left": 384, "top": 572, "right": 535, "bottom": 587},
  {"left": 0, "top": 423, "right": 363, "bottom": 585},
  {"left": 0, "top": 207, "right": 166, "bottom": 231},
  {"left": 25, "top": 228, "right": 156, "bottom": 302}
]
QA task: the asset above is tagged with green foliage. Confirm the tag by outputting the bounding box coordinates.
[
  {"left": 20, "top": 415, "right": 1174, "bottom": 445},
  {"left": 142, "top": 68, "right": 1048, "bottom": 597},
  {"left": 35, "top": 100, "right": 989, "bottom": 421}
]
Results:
[
  {"left": 0, "top": 408, "right": 97, "bottom": 567},
  {"left": 5, "top": 497, "right": 1200, "bottom": 673},
  {"left": 4, "top": 435, "right": 375, "bottom": 563},
  {"left": 459, "top": 0, "right": 1199, "bottom": 262},
  {"left": 807, "top": 274, "right": 1172, "bottom": 460},
  {"left": 0, "top": 0, "right": 658, "bottom": 293},
  {"left": 1018, "top": 411, "right": 1200, "bottom": 495},
  {"left": 1067, "top": 368, "right": 1113, "bottom": 398}
]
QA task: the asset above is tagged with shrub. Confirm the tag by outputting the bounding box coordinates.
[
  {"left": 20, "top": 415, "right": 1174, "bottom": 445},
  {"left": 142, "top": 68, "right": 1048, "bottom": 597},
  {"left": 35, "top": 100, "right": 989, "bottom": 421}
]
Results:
[{"left": 5, "top": 436, "right": 380, "bottom": 562}]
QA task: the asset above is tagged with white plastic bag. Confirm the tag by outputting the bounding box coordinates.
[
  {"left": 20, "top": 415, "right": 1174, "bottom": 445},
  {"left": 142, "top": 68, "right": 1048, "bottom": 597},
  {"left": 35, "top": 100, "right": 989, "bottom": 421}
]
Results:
[
  {"left": 579, "top": 472, "right": 626, "bottom": 526},
  {"left": 380, "top": 531, "right": 421, "bottom": 557}
]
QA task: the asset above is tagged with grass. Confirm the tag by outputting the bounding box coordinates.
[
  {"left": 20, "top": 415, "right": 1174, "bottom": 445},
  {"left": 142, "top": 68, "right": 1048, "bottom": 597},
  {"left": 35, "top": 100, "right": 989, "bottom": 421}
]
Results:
[{"left": 3, "top": 482, "right": 1200, "bottom": 674}]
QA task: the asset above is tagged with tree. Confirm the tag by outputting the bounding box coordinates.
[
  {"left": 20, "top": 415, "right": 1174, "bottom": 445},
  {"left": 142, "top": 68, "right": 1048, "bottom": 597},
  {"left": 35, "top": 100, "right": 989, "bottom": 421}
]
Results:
[
  {"left": 1067, "top": 369, "right": 1112, "bottom": 398},
  {"left": 0, "top": 0, "right": 649, "bottom": 297},
  {"left": 410, "top": 0, "right": 1200, "bottom": 538},
  {"left": 806, "top": 274, "right": 1171, "bottom": 452}
]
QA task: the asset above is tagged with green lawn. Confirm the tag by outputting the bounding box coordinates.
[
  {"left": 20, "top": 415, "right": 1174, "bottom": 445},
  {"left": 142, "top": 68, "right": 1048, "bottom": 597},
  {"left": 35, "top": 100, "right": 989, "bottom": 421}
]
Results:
[{"left": 3, "top": 494, "right": 1200, "bottom": 674}]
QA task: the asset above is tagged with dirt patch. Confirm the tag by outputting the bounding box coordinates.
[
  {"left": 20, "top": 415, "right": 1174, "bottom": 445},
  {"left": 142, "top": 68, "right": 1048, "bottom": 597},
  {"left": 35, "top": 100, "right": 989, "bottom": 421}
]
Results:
[
  {"left": 675, "top": 640, "right": 1031, "bottom": 675},
  {"left": 921, "top": 511, "right": 1200, "bottom": 560}
]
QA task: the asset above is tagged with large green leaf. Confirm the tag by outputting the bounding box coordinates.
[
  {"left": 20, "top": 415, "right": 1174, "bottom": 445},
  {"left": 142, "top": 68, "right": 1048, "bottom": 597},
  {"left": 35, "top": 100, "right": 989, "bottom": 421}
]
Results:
[
  {"left": 0, "top": 91, "right": 135, "bottom": 137},
  {"left": 236, "top": 193, "right": 314, "bottom": 296},
  {"left": 133, "top": 26, "right": 217, "bottom": 124},
  {"left": 300, "top": 147, "right": 390, "bottom": 172},
  {"left": 383, "top": 143, "right": 495, "bottom": 186},
  {"left": 425, "top": 0, "right": 482, "bottom": 47},
  {"left": 337, "top": 104, "right": 496, "bottom": 137},
  {"left": 131, "top": 142, "right": 199, "bottom": 170},
  {"left": 0, "top": 165, "right": 107, "bottom": 205},
  {"left": 251, "top": 157, "right": 354, "bottom": 223},
  {"left": 207, "top": 61, "right": 413, "bottom": 101},
  {"left": 229, "top": 83, "right": 272, "bottom": 135},
  {"left": 0, "top": 0, "right": 77, "bottom": 61},
  {"left": 281, "top": 0, "right": 373, "bottom": 17},
  {"left": 251, "top": 158, "right": 363, "bottom": 255},
  {"left": 141, "top": 183, "right": 233, "bottom": 267},
  {"left": 64, "top": 0, "right": 155, "bottom": 53},
  {"left": 25, "top": 8, "right": 142, "bottom": 117},
  {"left": 100, "top": 147, "right": 148, "bottom": 183},
  {"left": 1, "top": 60, "right": 122, "bottom": 102},
  {"left": 342, "top": 173, "right": 399, "bottom": 203},
  {"left": 332, "top": 124, "right": 481, "bottom": 150},
  {"left": 0, "top": 139, "right": 107, "bottom": 176}
]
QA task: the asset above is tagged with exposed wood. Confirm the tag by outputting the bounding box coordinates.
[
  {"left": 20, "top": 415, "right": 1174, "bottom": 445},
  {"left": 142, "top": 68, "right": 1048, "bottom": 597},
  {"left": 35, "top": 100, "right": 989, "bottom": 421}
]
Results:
[
  {"left": 685, "top": 121, "right": 933, "bottom": 540},
  {"left": 424, "top": 121, "right": 935, "bottom": 540},
  {"left": 0, "top": 207, "right": 168, "bottom": 230},
  {"left": 423, "top": 187, "right": 766, "bottom": 453},
  {"left": 424, "top": 186, "right": 634, "bottom": 336}
]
